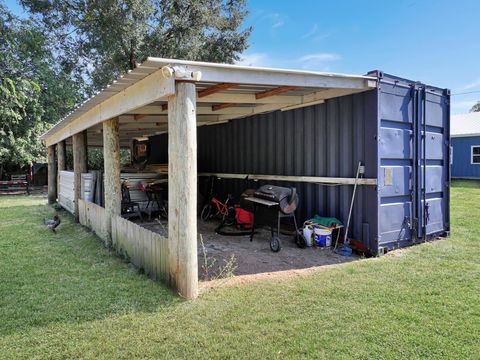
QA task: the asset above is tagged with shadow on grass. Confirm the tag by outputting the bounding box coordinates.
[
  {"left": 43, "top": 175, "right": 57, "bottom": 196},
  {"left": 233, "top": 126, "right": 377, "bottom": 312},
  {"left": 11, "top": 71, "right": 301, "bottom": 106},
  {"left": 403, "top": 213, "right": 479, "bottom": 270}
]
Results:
[
  {"left": 0, "top": 198, "right": 179, "bottom": 337},
  {"left": 451, "top": 179, "right": 480, "bottom": 189}
]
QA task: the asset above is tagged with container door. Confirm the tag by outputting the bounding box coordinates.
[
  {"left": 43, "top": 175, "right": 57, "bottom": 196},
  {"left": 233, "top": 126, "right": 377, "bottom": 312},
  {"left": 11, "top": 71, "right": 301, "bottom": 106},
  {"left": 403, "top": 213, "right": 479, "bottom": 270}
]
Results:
[{"left": 415, "top": 87, "right": 450, "bottom": 239}]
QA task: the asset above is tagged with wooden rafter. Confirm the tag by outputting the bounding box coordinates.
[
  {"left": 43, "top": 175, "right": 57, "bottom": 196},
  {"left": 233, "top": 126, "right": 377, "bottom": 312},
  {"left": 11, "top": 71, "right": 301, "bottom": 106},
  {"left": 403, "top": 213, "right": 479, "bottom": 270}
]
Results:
[
  {"left": 134, "top": 114, "right": 146, "bottom": 121},
  {"left": 161, "top": 104, "right": 168, "bottom": 111},
  {"left": 198, "top": 83, "right": 238, "bottom": 98},
  {"left": 255, "top": 86, "right": 299, "bottom": 100},
  {"left": 212, "top": 103, "right": 236, "bottom": 111}
]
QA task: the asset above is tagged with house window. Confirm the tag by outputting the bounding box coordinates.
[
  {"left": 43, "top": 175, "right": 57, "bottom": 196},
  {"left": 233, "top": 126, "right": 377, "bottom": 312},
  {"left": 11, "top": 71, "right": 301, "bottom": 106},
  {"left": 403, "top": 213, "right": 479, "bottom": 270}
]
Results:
[{"left": 472, "top": 146, "right": 480, "bottom": 164}]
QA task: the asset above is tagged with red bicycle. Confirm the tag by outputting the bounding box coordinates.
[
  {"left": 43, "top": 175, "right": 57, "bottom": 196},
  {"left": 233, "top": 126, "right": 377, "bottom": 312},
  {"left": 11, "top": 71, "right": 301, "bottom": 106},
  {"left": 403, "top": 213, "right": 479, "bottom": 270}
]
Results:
[{"left": 200, "top": 177, "right": 236, "bottom": 226}]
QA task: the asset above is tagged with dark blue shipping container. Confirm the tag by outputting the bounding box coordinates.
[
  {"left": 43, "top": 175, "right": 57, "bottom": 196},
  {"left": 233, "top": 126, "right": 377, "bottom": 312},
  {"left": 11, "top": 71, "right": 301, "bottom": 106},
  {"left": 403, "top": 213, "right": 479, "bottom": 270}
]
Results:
[{"left": 149, "top": 72, "right": 450, "bottom": 255}]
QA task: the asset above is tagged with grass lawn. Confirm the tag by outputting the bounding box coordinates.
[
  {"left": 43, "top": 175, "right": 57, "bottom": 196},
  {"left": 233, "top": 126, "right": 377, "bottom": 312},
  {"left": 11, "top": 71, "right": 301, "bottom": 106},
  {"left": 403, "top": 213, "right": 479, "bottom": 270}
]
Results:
[{"left": 0, "top": 182, "right": 479, "bottom": 359}]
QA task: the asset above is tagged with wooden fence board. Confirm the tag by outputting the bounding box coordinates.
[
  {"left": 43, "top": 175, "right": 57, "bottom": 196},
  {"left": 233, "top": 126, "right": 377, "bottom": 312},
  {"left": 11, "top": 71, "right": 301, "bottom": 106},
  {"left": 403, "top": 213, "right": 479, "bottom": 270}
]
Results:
[
  {"left": 78, "top": 199, "right": 108, "bottom": 242},
  {"left": 77, "top": 200, "right": 169, "bottom": 284},
  {"left": 110, "top": 214, "right": 168, "bottom": 281}
]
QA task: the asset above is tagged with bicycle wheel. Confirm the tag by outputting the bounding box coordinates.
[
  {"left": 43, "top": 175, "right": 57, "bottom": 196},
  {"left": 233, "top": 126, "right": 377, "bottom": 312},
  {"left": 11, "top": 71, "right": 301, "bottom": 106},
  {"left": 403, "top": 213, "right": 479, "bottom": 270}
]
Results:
[{"left": 200, "top": 203, "right": 212, "bottom": 221}]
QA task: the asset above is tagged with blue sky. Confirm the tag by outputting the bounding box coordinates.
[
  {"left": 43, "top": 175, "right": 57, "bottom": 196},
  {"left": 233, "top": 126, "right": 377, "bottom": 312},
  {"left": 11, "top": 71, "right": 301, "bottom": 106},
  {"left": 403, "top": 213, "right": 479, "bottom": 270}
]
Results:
[{"left": 4, "top": 0, "right": 480, "bottom": 113}]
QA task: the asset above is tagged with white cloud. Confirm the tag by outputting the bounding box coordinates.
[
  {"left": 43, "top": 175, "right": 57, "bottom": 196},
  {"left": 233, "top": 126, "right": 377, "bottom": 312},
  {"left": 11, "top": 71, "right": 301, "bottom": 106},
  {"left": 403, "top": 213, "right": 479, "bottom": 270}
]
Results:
[
  {"left": 235, "top": 51, "right": 341, "bottom": 71},
  {"left": 301, "top": 24, "right": 319, "bottom": 39},
  {"left": 298, "top": 53, "right": 341, "bottom": 63},
  {"left": 262, "top": 13, "right": 286, "bottom": 30},
  {"left": 272, "top": 20, "right": 284, "bottom": 29},
  {"left": 462, "top": 78, "right": 480, "bottom": 90},
  {"left": 235, "top": 53, "right": 270, "bottom": 67}
]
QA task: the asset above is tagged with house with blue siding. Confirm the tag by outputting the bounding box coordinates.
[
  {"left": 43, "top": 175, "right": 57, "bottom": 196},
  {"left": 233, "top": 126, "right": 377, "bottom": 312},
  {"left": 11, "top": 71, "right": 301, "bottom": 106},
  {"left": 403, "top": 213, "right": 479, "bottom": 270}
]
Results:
[{"left": 451, "top": 112, "right": 480, "bottom": 179}]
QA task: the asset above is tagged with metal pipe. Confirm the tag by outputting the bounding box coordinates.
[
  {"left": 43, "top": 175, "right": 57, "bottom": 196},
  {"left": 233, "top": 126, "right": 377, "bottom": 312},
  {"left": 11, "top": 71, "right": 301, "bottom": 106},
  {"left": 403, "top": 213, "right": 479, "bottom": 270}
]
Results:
[{"left": 343, "top": 161, "right": 364, "bottom": 244}]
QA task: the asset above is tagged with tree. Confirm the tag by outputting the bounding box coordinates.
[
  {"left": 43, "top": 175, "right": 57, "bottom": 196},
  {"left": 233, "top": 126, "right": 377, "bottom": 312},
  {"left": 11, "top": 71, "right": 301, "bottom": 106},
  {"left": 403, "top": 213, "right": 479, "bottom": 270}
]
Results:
[
  {"left": 20, "top": 0, "right": 252, "bottom": 92},
  {"left": 0, "top": 4, "right": 80, "bottom": 176},
  {"left": 470, "top": 101, "right": 480, "bottom": 112}
]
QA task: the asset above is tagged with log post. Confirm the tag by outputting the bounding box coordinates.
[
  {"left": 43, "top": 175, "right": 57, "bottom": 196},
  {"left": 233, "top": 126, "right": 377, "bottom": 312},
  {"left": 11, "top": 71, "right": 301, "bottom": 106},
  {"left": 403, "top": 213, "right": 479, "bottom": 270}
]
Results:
[
  {"left": 103, "top": 117, "right": 121, "bottom": 246},
  {"left": 72, "top": 131, "right": 88, "bottom": 222},
  {"left": 57, "top": 140, "right": 66, "bottom": 197},
  {"left": 47, "top": 145, "right": 57, "bottom": 204},
  {"left": 168, "top": 81, "right": 198, "bottom": 299}
]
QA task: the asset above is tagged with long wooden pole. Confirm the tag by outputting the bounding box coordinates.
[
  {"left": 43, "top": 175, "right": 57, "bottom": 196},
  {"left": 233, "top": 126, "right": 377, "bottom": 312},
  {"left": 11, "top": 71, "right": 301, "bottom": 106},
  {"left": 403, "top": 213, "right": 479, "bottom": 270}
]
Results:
[
  {"left": 47, "top": 145, "right": 57, "bottom": 204},
  {"left": 103, "top": 117, "right": 121, "bottom": 245},
  {"left": 72, "top": 131, "right": 87, "bottom": 222},
  {"left": 168, "top": 81, "right": 198, "bottom": 300},
  {"left": 57, "top": 140, "right": 66, "bottom": 197}
]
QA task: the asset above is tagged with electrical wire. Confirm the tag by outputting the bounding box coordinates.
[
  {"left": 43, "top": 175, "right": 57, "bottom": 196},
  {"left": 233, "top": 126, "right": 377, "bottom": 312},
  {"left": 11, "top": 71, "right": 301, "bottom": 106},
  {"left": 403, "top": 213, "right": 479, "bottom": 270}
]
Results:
[{"left": 451, "top": 90, "right": 480, "bottom": 96}]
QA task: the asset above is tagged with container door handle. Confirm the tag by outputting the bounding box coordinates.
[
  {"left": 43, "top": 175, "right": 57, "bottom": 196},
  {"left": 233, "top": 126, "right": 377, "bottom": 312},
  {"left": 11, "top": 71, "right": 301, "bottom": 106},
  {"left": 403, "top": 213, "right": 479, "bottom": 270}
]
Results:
[{"left": 425, "top": 202, "right": 430, "bottom": 224}]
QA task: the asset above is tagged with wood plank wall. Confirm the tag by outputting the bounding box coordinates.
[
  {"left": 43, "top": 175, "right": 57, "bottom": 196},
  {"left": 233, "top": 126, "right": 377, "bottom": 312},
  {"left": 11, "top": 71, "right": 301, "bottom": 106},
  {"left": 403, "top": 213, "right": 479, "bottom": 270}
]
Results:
[
  {"left": 112, "top": 215, "right": 168, "bottom": 282},
  {"left": 78, "top": 198, "right": 169, "bottom": 283},
  {"left": 78, "top": 199, "right": 108, "bottom": 242}
]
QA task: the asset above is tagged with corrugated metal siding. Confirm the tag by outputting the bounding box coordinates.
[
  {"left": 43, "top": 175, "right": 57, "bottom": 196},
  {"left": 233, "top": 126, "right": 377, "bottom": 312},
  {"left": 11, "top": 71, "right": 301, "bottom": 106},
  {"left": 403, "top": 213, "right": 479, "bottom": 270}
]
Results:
[
  {"left": 150, "top": 91, "right": 379, "bottom": 247},
  {"left": 451, "top": 136, "right": 480, "bottom": 178},
  {"left": 149, "top": 75, "right": 449, "bottom": 255}
]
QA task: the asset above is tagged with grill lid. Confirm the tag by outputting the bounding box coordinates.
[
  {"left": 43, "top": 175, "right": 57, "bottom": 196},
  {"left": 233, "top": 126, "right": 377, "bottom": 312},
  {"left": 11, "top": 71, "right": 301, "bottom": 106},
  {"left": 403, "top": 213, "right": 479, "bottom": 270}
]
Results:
[{"left": 254, "top": 185, "right": 298, "bottom": 214}]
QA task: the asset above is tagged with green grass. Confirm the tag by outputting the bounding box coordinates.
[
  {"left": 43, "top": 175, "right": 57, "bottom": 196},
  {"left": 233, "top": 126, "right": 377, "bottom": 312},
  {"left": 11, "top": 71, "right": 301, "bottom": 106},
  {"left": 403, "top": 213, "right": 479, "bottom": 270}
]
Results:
[{"left": 0, "top": 181, "right": 479, "bottom": 359}]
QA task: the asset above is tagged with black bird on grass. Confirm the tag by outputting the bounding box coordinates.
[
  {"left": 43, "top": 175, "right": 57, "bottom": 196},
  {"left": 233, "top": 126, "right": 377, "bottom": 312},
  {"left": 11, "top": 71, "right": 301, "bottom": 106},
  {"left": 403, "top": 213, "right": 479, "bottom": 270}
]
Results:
[{"left": 44, "top": 214, "right": 61, "bottom": 233}]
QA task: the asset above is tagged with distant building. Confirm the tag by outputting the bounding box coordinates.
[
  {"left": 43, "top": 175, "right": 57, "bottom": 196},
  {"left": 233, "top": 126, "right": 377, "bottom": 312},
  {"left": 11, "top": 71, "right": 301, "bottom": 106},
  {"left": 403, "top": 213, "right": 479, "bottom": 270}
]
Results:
[{"left": 451, "top": 112, "right": 480, "bottom": 179}]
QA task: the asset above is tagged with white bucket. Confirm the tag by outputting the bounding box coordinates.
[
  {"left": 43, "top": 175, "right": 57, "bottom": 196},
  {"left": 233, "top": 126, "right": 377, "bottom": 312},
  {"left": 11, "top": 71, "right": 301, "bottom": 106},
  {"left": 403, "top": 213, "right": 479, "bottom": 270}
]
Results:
[
  {"left": 314, "top": 228, "right": 332, "bottom": 247},
  {"left": 302, "top": 225, "right": 314, "bottom": 247}
]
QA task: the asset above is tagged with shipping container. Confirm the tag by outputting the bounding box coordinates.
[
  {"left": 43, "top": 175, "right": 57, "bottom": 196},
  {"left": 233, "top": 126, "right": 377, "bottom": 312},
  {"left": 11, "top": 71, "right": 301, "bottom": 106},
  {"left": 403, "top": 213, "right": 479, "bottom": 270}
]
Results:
[{"left": 149, "top": 72, "right": 451, "bottom": 255}]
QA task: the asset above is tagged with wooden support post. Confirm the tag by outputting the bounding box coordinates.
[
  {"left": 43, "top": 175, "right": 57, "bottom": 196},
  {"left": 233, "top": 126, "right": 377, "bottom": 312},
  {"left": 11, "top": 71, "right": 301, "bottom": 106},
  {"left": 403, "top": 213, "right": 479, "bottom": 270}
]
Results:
[
  {"left": 47, "top": 145, "right": 57, "bottom": 204},
  {"left": 72, "top": 131, "right": 87, "bottom": 222},
  {"left": 57, "top": 140, "right": 66, "bottom": 197},
  {"left": 168, "top": 82, "right": 198, "bottom": 299},
  {"left": 103, "top": 117, "right": 121, "bottom": 245}
]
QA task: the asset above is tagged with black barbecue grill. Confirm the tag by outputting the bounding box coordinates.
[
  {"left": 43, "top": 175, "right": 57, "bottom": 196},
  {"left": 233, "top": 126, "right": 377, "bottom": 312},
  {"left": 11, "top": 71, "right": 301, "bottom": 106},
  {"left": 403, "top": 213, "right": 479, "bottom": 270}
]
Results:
[{"left": 242, "top": 185, "right": 302, "bottom": 252}]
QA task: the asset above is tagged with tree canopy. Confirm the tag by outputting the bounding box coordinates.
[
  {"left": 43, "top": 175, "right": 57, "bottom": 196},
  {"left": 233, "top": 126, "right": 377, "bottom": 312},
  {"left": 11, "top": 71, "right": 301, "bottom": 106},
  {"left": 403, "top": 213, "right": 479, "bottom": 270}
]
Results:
[
  {"left": 0, "top": 0, "right": 251, "bottom": 173},
  {"left": 470, "top": 101, "right": 480, "bottom": 112},
  {"left": 20, "top": 0, "right": 251, "bottom": 92},
  {"left": 0, "top": 4, "right": 80, "bottom": 174}
]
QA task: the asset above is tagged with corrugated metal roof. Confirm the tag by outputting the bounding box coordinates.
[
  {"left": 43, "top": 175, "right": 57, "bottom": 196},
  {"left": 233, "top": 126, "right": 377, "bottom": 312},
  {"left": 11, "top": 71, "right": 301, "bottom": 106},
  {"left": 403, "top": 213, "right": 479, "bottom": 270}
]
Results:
[
  {"left": 41, "top": 57, "right": 376, "bottom": 143},
  {"left": 451, "top": 112, "right": 480, "bottom": 137},
  {"left": 41, "top": 63, "right": 160, "bottom": 140}
]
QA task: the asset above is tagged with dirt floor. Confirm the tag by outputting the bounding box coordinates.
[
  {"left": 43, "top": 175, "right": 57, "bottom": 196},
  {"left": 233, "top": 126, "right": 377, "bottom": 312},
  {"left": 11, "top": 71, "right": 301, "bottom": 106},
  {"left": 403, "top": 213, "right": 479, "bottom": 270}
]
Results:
[{"left": 139, "top": 218, "right": 358, "bottom": 280}]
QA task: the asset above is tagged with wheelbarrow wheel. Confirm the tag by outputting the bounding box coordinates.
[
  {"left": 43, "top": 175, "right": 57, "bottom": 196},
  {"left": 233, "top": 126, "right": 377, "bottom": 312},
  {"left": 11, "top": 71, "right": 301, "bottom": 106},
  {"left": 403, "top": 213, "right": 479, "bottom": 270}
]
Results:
[{"left": 270, "top": 236, "right": 281, "bottom": 252}]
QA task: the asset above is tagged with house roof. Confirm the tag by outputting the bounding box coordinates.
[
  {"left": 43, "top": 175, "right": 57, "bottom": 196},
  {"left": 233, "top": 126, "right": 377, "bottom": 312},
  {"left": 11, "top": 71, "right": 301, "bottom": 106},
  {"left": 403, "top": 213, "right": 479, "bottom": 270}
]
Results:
[
  {"left": 451, "top": 112, "right": 480, "bottom": 138},
  {"left": 40, "top": 57, "right": 377, "bottom": 147}
]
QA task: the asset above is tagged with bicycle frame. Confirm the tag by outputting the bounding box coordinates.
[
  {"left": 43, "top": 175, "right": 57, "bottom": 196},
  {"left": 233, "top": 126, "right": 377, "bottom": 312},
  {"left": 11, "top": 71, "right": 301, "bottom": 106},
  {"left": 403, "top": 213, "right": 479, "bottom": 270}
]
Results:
[{"left": 210, "top": 196, "right": 230, "bottom": 217}]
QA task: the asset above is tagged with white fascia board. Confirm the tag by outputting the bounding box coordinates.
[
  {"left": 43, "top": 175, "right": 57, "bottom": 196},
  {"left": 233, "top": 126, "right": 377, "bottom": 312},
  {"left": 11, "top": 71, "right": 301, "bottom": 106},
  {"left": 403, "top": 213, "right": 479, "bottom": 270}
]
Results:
[
  {"left": 43, "top": 70, "right": 175, "bottom": 146},
  {"left": 146, "top": 58, "right": 376, "bottom": 89}
]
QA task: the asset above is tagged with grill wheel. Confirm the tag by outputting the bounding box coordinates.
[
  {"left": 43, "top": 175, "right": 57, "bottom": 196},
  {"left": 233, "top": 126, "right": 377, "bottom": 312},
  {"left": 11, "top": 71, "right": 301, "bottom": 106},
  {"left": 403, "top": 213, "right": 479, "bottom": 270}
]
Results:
[{"left": 270, "top": 236, "right": 281, "bottom": 252}]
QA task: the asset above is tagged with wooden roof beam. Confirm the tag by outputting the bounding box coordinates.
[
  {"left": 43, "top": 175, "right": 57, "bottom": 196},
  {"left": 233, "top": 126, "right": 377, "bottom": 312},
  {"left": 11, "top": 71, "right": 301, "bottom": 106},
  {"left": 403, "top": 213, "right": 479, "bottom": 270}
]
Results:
[
  {"left": 198, "top": 83, "right": 238, "bottom": 98},
  {"left": 255, "top": 86, "right": 300, "bottom": 100},
  {"left": 212, "top": 103, "right": 236, "bottom": 112},
  {"left": 134, "top": 114, "right": 147, "bottom": 121}
]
